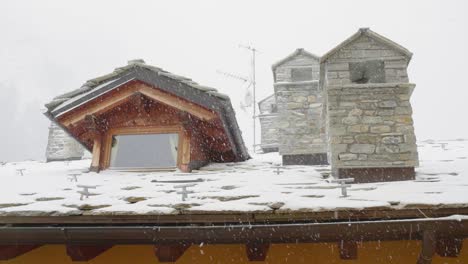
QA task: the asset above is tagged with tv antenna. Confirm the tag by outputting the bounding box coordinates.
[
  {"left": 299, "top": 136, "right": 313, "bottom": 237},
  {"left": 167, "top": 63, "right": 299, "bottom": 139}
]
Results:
[{"left": 217, "top": 44, "right": 259, "bottom": 152}]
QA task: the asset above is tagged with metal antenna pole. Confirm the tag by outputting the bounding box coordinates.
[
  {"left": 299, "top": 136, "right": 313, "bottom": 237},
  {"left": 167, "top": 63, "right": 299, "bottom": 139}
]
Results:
[
  {"left": 239, "top": 44, "right": 259, "bottom": 152},
  {"left": 252, "top": 48, "right": 256, "bottom": 152}
]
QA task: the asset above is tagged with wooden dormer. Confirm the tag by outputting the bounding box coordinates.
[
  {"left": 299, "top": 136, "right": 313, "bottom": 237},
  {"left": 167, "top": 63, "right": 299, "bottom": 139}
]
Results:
[{"left": 44, "top": 61, "right": 249, "bottom": 172}]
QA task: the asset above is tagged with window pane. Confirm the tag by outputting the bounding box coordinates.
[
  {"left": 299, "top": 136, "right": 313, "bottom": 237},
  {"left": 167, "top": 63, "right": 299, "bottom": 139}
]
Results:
[{"left": 110, "top": 133, "right": 179, "bottom": 169}]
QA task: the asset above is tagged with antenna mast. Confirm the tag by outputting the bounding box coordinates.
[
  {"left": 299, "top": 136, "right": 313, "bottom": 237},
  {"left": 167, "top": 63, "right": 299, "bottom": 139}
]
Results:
[{"left": 239, "top": 44, "right": 259, "bottom": 152}]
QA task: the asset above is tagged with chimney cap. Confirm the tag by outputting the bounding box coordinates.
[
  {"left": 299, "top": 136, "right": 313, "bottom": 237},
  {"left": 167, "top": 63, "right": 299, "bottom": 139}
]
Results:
[{"left": 127, "top": 59, "right": 145, "bottom": 65}]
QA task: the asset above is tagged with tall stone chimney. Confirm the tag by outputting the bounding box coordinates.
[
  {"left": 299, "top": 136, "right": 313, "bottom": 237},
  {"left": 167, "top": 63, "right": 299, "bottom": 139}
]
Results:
[
  {"left": 322, "top": 28, "right": 418, "bottom": 183},
  {"left": 45, "top": 122, "right": 84, "bottom": 162}
]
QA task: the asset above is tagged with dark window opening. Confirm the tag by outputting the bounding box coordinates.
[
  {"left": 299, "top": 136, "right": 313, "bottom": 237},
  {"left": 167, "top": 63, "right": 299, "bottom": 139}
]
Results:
[
  {"left": 349, "top": 60, "right": 385, "bottom": 84},
  {"left": 291, "top": 68, "right": 313, "bottom": 82},
  {"left": 271, "top": 104, "right": 278, "bottom": 113}
]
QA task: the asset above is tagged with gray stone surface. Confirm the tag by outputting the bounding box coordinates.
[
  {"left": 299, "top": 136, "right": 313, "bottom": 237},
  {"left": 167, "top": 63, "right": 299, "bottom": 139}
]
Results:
[
  {"left": 272, "top": 49, "right": 327, "bottom": 159},
  {"left": 258, "top": 94, "right": 279, "bottom": 152},
  {"left": 45, "top": 122, "right": 84, "bottom": 162},
  {"left": 322, "top": 29, "right": 419, "bottom": 176}
]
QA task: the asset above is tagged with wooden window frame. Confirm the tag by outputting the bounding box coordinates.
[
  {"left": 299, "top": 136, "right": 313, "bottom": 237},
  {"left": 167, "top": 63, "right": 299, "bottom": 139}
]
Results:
[{"left": 101, "top": 125, "right": 188, "bottom": 171}]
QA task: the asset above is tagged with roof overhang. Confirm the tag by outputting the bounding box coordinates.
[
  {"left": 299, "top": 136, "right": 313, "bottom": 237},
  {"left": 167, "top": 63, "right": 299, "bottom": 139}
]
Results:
[
  {"left": 0, "top": 216, "right": 467, "bottom": 245},
  {"left": 56, "top": 80, "right": 218, "bottom": 127}
]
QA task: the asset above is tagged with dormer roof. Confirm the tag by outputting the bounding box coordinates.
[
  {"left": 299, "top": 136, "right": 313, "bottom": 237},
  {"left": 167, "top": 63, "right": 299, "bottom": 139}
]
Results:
[{"left": 44, "top": 59, "right": 249, "bottom": 162}]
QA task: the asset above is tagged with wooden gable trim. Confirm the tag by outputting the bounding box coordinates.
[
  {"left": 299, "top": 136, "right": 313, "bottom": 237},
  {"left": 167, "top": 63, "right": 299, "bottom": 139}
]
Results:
[
  {"left": 58, "top": 81, "right": 217, "bottom": 127},
  {"left": 66, "top": 244, "right": 112, "bottom": 261},
  {"left": 0, "top": 245, "right": 40, "bottom": 260}
]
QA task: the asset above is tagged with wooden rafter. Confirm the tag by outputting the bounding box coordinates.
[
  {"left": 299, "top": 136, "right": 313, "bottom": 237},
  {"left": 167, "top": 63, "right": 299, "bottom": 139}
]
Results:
[
  {"left": 59, "top": 81, "right": 217, "bottom": 126},
  {"left": 0, "top": 245, "right": 40, "bottom": 260},
  {"left": 154, "top": 244, "right": 190, "bottom": 262},
  {"left": 246, "top": 243, "right": 270, "bottom": 261},
  {"left": 338, "top": 240, "right": 357, "bottom": 260},
  {"left": 417, "top": 230, "right": 436, "bottom": 264},
  {"left": 66, "top": 244, "right": 112, "bottom": 261}
]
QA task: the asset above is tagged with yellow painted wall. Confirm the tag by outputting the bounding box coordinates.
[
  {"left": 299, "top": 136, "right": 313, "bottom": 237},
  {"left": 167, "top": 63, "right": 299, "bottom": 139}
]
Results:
[{"left": 2, "top": 240, "right": 467, "bottom": 264}]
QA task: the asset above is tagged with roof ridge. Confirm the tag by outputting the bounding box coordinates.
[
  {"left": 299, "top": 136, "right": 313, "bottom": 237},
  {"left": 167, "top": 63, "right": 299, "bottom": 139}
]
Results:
[{"left": 320, "top": 28, "right": 413, "bottom": 63}]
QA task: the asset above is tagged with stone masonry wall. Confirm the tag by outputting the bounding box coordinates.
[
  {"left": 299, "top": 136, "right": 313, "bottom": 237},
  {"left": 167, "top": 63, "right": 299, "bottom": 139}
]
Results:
[
  {"left": 46, "top": 122, "right": 84, "bottom": 162},
  {"left": 324, "top": 30, "right": 419, "bottom": 176},
  {"left": 274, "top": 53, "right": 327, "bottom": 158},
  {"left": 258, "top": 95, "right": 279, "bottom": 152},
  {"left": 327, "top": 83, "right": 419, "bottom": 171},
  {"left": 326, "top": 34, "right": 410, "bottom": 86}
]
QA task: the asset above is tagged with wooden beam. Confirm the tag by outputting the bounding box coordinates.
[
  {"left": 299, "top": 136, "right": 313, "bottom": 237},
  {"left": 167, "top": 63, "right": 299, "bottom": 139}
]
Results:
[
  {"left": 417, "top": 230, "right": 436, "bottom": 264},
  {"left": 138, "top": 84, "right": 216, "bottom": 121},
  {"left": 59, "top": 81, "right": 217, "bottom": 126},
  {"left": 154, "top": 244, "right": 190, "bottom": 262},
  {"left": 246, "top": 243, "right": 270, "bottom": 261},
  {"left": 90, "top": 135, "right": 102, "bottom": 172},
  {"left": 66, "top": 245, "right": 112, "bottom": 261},
  {"left": 0, "top": 245, "right": 40, "bottom": 260},
  {"left": 338, "top": 240, "right": 357, "bottom": 260},
  {"left": 436, "top": 237, "right": 463, "bottom": 257}
]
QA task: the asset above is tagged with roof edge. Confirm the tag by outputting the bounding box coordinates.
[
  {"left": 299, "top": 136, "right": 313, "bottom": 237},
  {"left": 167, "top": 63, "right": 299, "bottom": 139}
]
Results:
[
  {"left": 272, "top": 48, "right": 320, "bottom": 71},
  {"left": 320, "top": 28, "right": 413, "bottom": 64}
]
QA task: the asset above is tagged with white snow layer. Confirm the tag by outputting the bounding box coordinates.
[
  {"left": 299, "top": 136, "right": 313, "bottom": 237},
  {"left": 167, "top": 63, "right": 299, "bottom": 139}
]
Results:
[{"left": 0, "top": 139, "right": 467, "bottom": 216}]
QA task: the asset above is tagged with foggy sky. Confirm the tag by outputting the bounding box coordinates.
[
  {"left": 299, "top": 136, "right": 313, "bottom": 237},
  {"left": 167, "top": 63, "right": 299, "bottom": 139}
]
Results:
[{"left": 1, "top": 0, "right": 467, "bottom": 162}]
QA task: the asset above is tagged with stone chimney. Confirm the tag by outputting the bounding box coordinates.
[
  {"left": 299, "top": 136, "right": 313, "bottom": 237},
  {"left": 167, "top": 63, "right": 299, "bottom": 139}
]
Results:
[
  {"left": 273, "top": 49, "right": 328, "bottom": 165},
  {"left": 322, "top": 28, "right": 418, "bottom": 183},
  {"left": 45, "top": 122, "right": 84, "bottom": 162}
]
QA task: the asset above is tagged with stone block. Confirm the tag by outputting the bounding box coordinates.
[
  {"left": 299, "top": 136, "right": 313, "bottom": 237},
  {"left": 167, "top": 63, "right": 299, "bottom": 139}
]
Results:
[
  {"left": 377, "top": 110, "right": 394, "bottom": 116},
  {"left": 394, "top": 107, "right": 412, "bottom": 115},
  {"left": 370, "top": 125, "right": 392, "bottom": 133},
  {"left": 350, "top": 144, "right": 375, "bottom": 154},
  {"left": 342, "top": 116, "right": 360, "bottom": 125},
  {"left": 355, "top": 134, "right": 378, "bottom": 144},
  {"left": 362, "top": 116, "right": 383, "bottom": 124},
  {"left": 394, "top": 116, "right": 413, "bottom": 124},
  {"left": 348, "top": 125, "right": 369, "bottom": 133},
  {"left": 348, "top": 108, "right": 363, "bottom": 116},
  {"left": 382, "top": 135, "right": 403, "bottom": 144},
  {"left": 376, "top": 144, "right": 400, "bottom": 154},
  {"left": 334, "top": 144, "right": 348, "bottom": 153},
  {"left": 339, "top": 153, "right": 358, "bottom": 161},
  {"left": 308, "top": 95, "right": 317, "bottom": 103},
  {"left": 378, "top": 100, "right": 398, "bottom": 108}
]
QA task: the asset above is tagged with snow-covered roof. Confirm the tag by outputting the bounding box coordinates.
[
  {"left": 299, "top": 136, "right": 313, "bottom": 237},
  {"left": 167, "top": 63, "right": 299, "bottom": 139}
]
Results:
[{"left": 1, "top": 139, "right": 467, "bottom": 217}]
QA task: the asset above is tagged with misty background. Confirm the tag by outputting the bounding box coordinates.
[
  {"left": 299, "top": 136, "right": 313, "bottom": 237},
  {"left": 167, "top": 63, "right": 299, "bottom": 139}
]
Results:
[{"left": 0, "top": 0, "right": 467, "bottom": 162}]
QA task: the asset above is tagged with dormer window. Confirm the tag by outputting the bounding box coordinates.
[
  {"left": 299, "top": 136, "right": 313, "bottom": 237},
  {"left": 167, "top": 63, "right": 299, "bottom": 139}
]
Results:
[
  {"left": 109, "top": 133, "right": 180, "bottom": 170},
  {"left": 291, "top": 67, "right": 313, "bottom": 82},
  {"left": 349, "top": 60, "right": 385, "bottom": 84}
]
